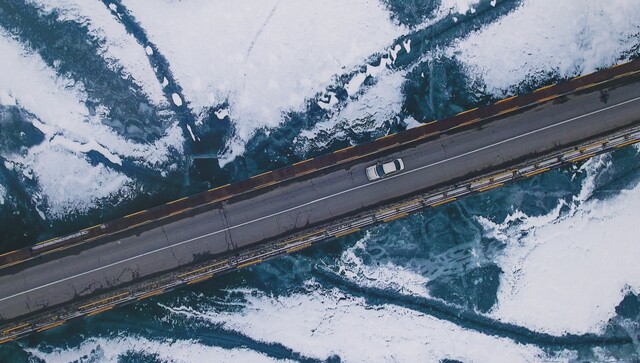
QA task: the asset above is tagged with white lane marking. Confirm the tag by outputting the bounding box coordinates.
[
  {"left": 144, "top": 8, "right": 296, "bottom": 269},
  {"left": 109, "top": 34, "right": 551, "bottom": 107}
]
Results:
[{"left": 2, "top": 95, "right": 640, "bottom": 303}]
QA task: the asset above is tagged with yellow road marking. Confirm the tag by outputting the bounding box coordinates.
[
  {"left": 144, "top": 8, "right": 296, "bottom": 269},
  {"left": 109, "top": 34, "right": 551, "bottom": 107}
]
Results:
[
  {"left": 377, "top": 133, "right": 396, "bottom": 141},
  {"left": 616, "top": 139, "right": 640, "bottom": 148},
  {"left": 524, "top": 168, "right": 549, "bottom": 178},
  {"left": 187, "top": 274, "right": 213, "bottom": 285},
  {"left": 335, "top": 145, "right": 355, "bottom": 153},
  {"left": 450, "top": 118, "right": 481, "bottom": 130},
  {"left": 293, "top": 158, "right": 314, "bottom": 166},
  {"left": 37, "top": 321, "right": 66, "bottom": 332},
  {"left": 237, "top": 259, "right": 263, "bottom": 269},
  {"left": 456, "top": 107, "right": 478, "bottom": 116},
  {"left": 430, "top": 197, "right": 456, "bottom": 207},
  {"left": 478, "top": 183, "right": 504, "bottom": 192},
  {"left": 0, "top": 249, "right": 17, "bottom": 258},
  {"left": 0, "top": 260, "right": 26, "bottom": 269},
  {"left": 537, "top": 95, "right": 558, "bottom": 103},
  {"left": 287, "top": 242, "right": 312, "bottom": 254},
  {"left": 417, "top": 131, "right": 441, "bottom": 140},
  {"left": 534, "top": 84, "right": 556, "bottom": 92},
  {"left": 571, "top": 153, "right": 595, "bottom": 163},
  {"left": 383, "top": 213, "right": 408, "bottom": 222},
  {"left": 205, "top": 196, "right": 231, "bottom": 206},
  {"left": 79, "top": 292, "right": 128, "bottom": 310},
  {"left": 496, "top": 96, "right": 516, "bottom": 104},
  {"left": 377, "top": 143, "right": 401, "bottom": 153},
  {"left": 335, "top": 228, "right": 360, "bottom": 238},
  {"left": 574, "top": 83, "right": 596, "bottom": 92},
  {"left": 137, "top": 289, "right": 165, "bottom": 301},
  {"left": 124, "top": 210, "right": 147, "bottom": 218},
  {"left": 179, "top": 261, "right": 227, "bottom": 278},
  {"left": 208, "top": 183, "right": 230, "bottom": 192},
  {"left": 611, "top": 61, "right": 630, "bottom": 68},
  {"left": 419, "top": 120, "right": 438, "bottom": 127},
  {"left": 295, "top": 168, "right": 317, "bottom": 176},
  {"left": 278, "top": 230, "right": 326, "bottom": 248},
  {"left": 36, "top": 236, "right": 58, "bottom": 245},
  {"left": 0, "top": 337, "right": 14, "bottom": 345},
  {"left": 3, "top": 323, "right": 29, "bottom": 335},
  {"left": 579, "top": 142, "right": 604, "bottom": 152},
  {"left": 251, "top": 171, "right": 272, "bottom": 179},
  {"left": 81, "top": 224, "right": 101, "bottom": 232},
  {"left": 167, "top": 197, "right": 188, "bottom": 205},
  {"left": 497, "top": 107, "right": 519, "bottom": 116},
  {"left": 127, "top": 220, "right": 154, "bottom": 230},
  {"left": 572, "top": 73, "right": 590, "bottom": 80},
  {"left": 614, "top": 72, "right": 633, "bottom": 79},
  {"left": 87, "top": 305, "right": 114, "bottom": 317},
  {"left": 168, "top": 208, "right": 192, "bottom": 217},
  {"left": 254, "top": 181, "right": 278, "bottom": 190}
]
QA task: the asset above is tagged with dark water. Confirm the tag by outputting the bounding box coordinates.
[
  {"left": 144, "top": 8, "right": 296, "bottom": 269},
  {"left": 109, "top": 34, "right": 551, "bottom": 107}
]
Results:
[{"left": 0, "top": 0, "right": 639, "bottom": 361}]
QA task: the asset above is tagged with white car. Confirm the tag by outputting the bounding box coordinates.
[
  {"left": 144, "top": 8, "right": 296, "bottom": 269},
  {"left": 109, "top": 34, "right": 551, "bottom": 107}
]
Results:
[{"left": 366, "top": 158, "right": 405, "bottom": 181}]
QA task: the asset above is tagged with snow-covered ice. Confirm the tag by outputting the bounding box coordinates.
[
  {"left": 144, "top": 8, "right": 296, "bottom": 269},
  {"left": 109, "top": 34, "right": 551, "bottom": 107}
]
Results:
[
  {"left": 167, "top": 285, "right": 557, "bottom": 363},
  {"left": 27, "top": 336, "right": 291, "bottom": 363},
  {"left": 452, "top": 0, "right": 640, "bottom": 95},
  {"left": 480, "top": 155, "right": 640, "bottom": 335},
  {"left": 0, "top": 30, "right": 182, "bottom": 217},
  {"left": 27, "top": 0, "right": 168, "bottom": 107},
  {"left": 121, "top": 0, "right": 406, "bottom": 153}
]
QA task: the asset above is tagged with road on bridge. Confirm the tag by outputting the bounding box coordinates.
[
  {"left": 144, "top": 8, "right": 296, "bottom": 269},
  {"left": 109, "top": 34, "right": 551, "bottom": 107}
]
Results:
[{"left": 1, "top": 77, "right": 639, "bottom": 322}]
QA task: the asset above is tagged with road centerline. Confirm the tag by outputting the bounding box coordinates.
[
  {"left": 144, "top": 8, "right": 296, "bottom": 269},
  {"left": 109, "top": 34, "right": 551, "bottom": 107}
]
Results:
[{"left": 1, "top": 95, "right": 638, "bottom": 303}]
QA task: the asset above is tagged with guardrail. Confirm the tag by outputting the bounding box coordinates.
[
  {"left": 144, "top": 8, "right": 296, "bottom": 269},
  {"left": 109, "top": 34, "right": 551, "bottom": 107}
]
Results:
[
  {"left": 1, "top": 123, "right": 638, "bottom": 345},
  {"left": 1, "top": 59, "right": 640, "bottom": 270}
]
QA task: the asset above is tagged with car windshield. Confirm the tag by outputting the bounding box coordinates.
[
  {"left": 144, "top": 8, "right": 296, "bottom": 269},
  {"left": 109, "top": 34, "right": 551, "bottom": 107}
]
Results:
[
  {"left": 376, "top": 165, "right": 385, "bottom": 176},
  {"left": 394, "top": 160, "right": 401, "bottom": 170}
]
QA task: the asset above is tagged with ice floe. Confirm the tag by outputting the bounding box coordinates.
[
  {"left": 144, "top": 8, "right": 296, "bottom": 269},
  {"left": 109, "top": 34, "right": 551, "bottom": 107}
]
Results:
[
  {"left": 27, "top": 336, "right": 290, "bottom": 363},
  {"left": 453, "top": 0, "right": 640, "bottom": 95},
  {"left": 121, "top": 0, "right": 406, "bottom": 150},
  {"left": 167, "top": 284, "right": 556, "bottom": 362},
  {"left": 0, "top": 31, "right": 182, "bottom": 217},
  {"left": 299, "top": 70, "right": 405, "bottom": 149},
  {"left": 479, "top": 154, "right": 640, "bottom": 335},
  {"left": 27, "top": 0, "right": 168, "bottom": 107}
]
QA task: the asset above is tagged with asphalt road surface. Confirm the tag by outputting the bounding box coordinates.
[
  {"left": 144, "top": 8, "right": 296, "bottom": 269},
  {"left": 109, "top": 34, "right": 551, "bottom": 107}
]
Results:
[{"left": 1, "top": 80, "right": 639, "bottom": 321}]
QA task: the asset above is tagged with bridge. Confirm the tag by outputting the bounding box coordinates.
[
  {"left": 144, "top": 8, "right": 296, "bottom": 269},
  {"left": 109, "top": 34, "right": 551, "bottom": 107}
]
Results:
[{"left": 1, "top": 60, "right": 640, "bottom": 343}]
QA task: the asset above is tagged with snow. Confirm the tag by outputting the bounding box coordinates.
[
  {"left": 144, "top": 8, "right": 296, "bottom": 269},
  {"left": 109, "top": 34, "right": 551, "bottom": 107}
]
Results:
[
  {"left": 0, "top": 31, "right": 182, "bottom": 217},
  {"left": 214, "top": 108, "right": 230, "bottom": 120},
  {"left": 186, "top": 124, "right": 196, "bottom": 141},
  {"left": 27, "top": 0, "right": 168, "bottom": 107},
  {"left": 0, "top": 184, "right": 6, "bottom": 205},
  {"left": 27, "top": 336, "right": 290, "bottom": 363},
  {"left": 452, "top": 0, "right": 640, "bottom": 95},
  {"left": 0, "top": 89, "right": 16, "bottom": 106},
  {"left": 335, "top": 232, "right": 432, "bottom": 297},
  {"left": 298, "top": 69, "right": 405, "bottom": 149},
  {"left": 22, "top": 147, "right": 133, "bottom": 218},
  {"left": 48, "top": 132, "right": 122, "bottom": 166},
  {"left": 440, "top": 1, "right": 640, "bottom": 334},
  {"left": 479, "top": 155, "right": 640, "bottom": 335},
  {"left": 145, "top": 45, "right": 153, "bottom": 55},
  {"left": 439, "top": 0, "right": 480, "bottom": 16},
  {"left": 121, "top": 0, "right": 406, "bottom": 152},
  {"left": 402, "top": 39, "right": 411, "bottom": 53},
  {"left": 167, "top": 284, "right": 555, "bottom": 362}
]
